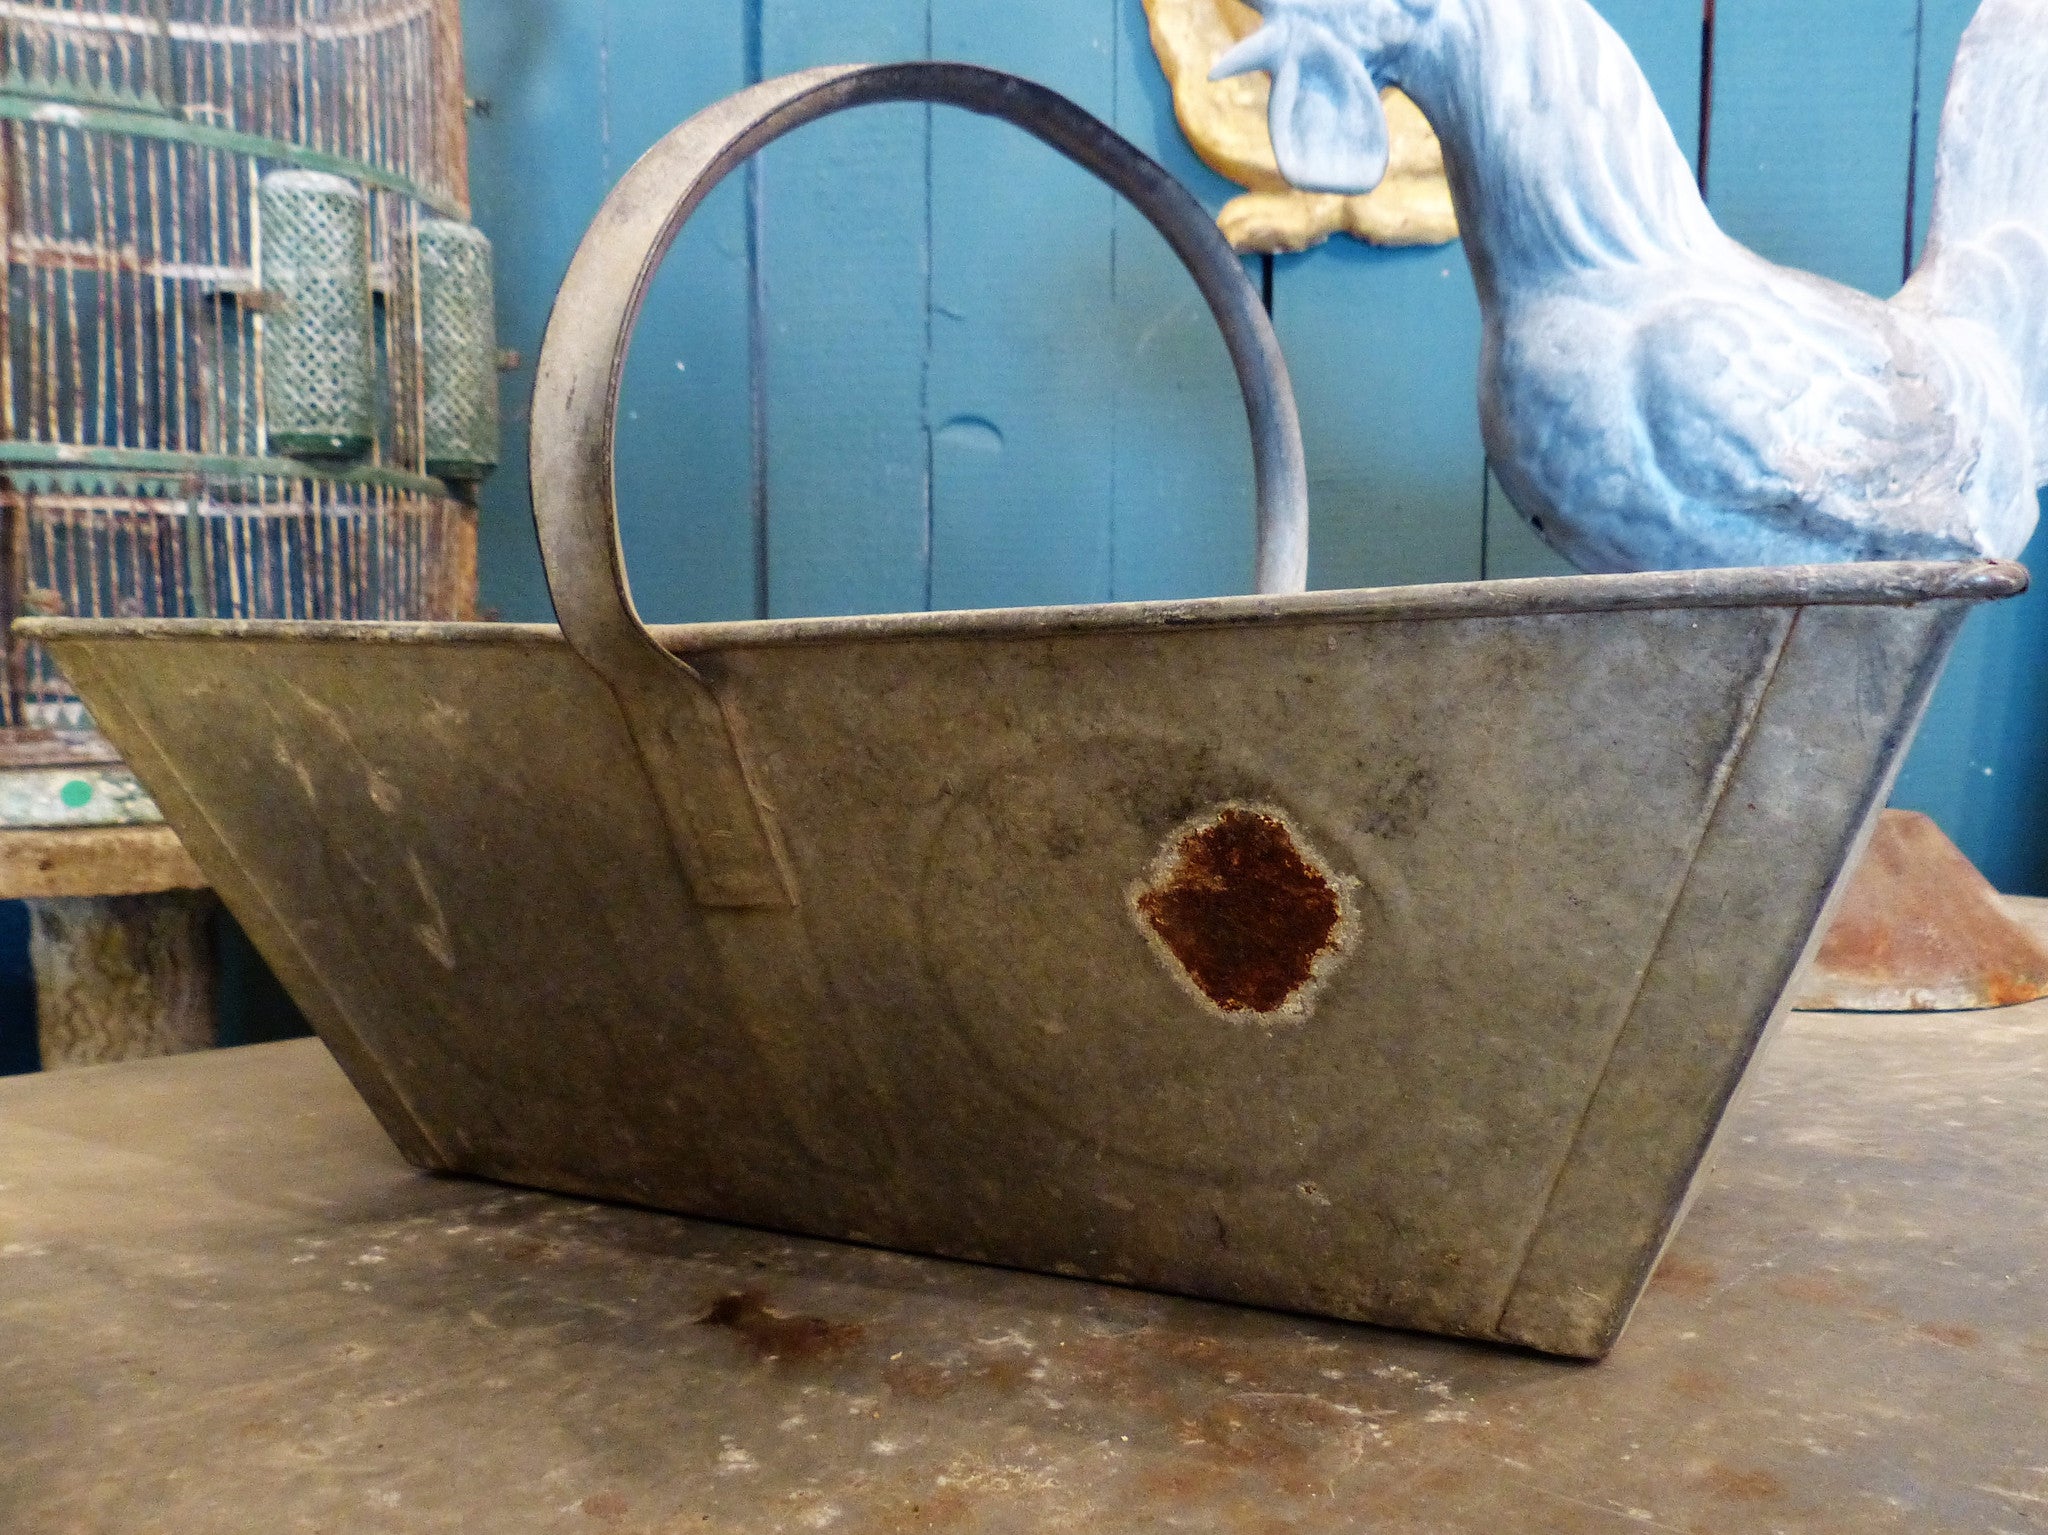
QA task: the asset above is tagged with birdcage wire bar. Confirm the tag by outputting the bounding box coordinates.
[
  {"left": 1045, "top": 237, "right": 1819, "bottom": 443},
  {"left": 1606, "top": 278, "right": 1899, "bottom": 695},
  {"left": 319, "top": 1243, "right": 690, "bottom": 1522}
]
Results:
[
  {"left": 0, "top": 1, "right": 467, "bottom": 210},
  {"left": 3, "top": 476, "right": 473, "bottom": 728}
]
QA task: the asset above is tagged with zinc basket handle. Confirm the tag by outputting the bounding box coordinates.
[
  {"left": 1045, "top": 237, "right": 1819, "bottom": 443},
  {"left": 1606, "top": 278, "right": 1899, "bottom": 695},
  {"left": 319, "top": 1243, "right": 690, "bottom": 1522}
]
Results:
[{"left": 529, "top": 62, "right": 1311, "bottom": 910}]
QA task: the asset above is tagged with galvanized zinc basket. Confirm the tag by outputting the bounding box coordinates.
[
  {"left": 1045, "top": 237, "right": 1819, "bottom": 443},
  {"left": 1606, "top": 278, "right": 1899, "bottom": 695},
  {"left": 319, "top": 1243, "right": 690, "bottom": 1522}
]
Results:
[{"left": 24, "top": 64, "right": 2024, "bottom": 1359}]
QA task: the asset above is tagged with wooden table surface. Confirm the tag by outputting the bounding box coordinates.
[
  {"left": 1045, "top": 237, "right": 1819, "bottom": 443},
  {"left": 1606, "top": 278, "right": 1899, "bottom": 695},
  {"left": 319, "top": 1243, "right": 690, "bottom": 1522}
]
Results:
[
  {"left": 2, "top": 1010, "right": 2043, "bottom": 1534},
  {"left": 0, "top": 823, "right": 205, "bottom": 902}
]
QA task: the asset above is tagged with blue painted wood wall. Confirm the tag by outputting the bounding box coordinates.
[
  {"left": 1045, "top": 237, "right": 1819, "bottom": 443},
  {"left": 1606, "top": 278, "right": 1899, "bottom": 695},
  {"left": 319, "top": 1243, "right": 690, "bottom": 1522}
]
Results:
[{"left": 459, "top": 0, "right": 2048, "bottom": 890}]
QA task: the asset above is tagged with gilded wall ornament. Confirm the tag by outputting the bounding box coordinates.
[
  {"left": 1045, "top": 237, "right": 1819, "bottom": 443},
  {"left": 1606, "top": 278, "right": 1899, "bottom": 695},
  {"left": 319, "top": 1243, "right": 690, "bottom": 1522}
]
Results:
[{"left": 1144, "top": 0, "right": 1457, "bottom": 253}]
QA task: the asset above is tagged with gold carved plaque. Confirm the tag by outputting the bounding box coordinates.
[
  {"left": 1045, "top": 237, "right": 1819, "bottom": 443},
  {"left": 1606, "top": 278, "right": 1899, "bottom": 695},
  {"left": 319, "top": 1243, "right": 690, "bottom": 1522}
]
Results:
[{"left": 1144, "top": 0, "right": 1458, "bottom": 252}]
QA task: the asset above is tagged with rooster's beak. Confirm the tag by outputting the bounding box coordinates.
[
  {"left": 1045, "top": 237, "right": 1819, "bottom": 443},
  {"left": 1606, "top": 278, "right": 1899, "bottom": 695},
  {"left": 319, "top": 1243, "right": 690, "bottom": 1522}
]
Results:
[{"left": 1211, "top": 22, "right": 1287, "bottom": 82}]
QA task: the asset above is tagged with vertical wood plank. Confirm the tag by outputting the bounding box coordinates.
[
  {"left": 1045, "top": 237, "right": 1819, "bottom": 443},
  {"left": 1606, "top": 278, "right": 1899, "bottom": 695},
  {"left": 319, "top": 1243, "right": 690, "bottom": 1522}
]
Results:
[
  {"left": 1273, "top": 225, "right": 1484, "bottom": 591},
  {"left": 1708, "top": 0, "right": 1919, "bottom": 295},
  {"left": 758, "top": 3, "right": 931, "bottom": 618},
  {"left": 925, "top": 0, "right": 1120, "bottom": 610},
  {"left": 928, "top": 0, "right": 1270, "bottom": 608},
  {"left": 460, "top": 0, "right": 609, "bottom": 622},
  {"left": 1109, "top": 0, "right": 1260, "bottom": 601},
  {"left": 1482, "top": 0, "right": 1704, "bottom": 581},
  {"left": 466, "top": 0, "right": 754, "bottom": 625},
  {"left": 604, "top": 0, "right": 757, "bottom": 623}
]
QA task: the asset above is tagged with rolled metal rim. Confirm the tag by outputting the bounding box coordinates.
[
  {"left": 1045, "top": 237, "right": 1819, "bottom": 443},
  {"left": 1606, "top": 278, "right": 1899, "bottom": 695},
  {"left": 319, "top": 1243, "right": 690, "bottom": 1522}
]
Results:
[
  {"left": 22, "top": 559, "right": 2029, "bottom": 649},
  {"left": 528, "top": 62, "right": 1312, "bottom": 702}
]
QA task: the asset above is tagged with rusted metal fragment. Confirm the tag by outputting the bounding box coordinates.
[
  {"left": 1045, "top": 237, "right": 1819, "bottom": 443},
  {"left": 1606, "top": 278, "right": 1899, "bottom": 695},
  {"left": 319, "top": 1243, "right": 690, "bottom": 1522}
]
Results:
[
  {"left": 1797, "top": 810, "right": 2048, "bottom": 1012},
  {"left": 1132, "top": 804, "right": 1354, "bottom": 1018}
]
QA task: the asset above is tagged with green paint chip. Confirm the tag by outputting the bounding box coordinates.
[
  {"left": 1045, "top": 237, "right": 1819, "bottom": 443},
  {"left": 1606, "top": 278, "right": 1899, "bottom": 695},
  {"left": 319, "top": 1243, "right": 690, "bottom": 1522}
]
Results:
[{"left": 60, "top": 779, "right": 95, "bottom": 809}]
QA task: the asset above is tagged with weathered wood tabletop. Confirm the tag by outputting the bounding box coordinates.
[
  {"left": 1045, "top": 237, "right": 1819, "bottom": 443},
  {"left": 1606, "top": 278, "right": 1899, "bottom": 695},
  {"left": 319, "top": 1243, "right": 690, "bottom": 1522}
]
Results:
[{"left": 2, "top": 1008, "right": 2043, "bottom": 1533}]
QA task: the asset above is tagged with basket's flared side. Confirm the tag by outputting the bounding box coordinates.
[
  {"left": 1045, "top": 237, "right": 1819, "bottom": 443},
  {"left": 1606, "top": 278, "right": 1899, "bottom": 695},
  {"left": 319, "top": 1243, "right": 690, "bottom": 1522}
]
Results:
[
  {"left": 44, "top": 632, "right": 469, "bottom": 1171},
  {"left": 1493, "top": 598, "right": 1972, "bottom": 1356}
]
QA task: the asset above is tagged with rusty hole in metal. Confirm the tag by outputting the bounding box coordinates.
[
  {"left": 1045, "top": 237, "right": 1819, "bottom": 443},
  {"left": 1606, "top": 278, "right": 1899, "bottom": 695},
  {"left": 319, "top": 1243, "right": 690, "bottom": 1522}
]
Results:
[{"left": 1136, "top": 807, "right": 1346, "bottom": 1015}]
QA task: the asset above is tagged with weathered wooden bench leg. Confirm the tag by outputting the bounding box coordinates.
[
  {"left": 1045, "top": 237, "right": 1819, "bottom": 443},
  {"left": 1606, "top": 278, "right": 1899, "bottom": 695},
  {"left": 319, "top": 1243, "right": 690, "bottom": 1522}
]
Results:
[{"left": 28, "top": 892, "right": 218, "bottom": 1069}]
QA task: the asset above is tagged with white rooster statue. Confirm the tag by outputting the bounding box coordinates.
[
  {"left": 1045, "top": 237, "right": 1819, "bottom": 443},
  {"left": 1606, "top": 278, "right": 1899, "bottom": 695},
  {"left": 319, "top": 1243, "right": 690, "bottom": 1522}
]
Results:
[{"left": 1215, "top": 0, "right": 2048, "bottom": 573}]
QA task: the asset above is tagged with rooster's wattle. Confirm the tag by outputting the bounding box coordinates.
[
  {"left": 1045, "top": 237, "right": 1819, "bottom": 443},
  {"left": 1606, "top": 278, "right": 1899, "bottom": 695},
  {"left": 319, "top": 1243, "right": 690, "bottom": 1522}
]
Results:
[{"left": 1217, "top": 0, "right": 2048, "bottom": 572}]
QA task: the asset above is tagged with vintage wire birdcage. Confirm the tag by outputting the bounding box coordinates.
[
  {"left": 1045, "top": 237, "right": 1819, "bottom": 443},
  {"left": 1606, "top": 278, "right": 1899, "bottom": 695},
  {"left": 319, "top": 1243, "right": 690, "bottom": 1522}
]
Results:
[{"left": 0, "top": 0, "right": 492, "bottom": 822}]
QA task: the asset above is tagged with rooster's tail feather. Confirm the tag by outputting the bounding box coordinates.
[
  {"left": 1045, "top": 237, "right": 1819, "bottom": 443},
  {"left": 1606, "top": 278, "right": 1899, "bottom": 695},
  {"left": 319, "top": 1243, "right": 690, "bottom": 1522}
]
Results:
[
  {"left": 1922, "top": 0, "right": 2048, "bottom": 248},
  {"left": 1909, "top": 0, "right": 2048, "bottom": 471}
]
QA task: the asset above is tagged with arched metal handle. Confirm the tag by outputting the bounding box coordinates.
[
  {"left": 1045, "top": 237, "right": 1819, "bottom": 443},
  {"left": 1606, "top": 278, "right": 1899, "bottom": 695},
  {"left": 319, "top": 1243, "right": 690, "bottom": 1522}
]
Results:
[{"left": 528, "top": 63, "right": 1312, "bottom": 908}]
